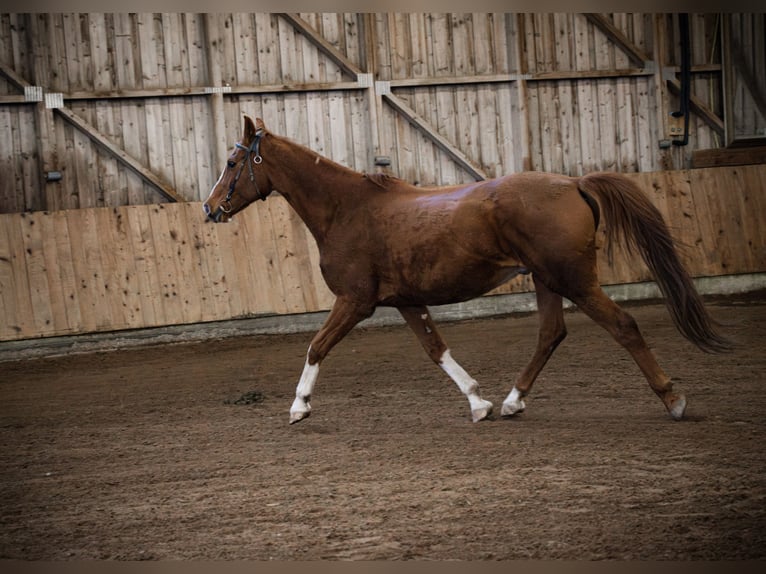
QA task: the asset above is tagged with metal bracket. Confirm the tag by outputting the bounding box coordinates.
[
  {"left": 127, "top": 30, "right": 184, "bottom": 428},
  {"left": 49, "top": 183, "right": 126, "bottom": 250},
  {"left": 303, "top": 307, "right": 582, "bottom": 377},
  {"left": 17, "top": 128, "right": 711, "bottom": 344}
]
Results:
[
  {"left": 24, "top": 86, "right": 43, "bottom": 102},
  {"left": 44, "top": 93, "right": 64, "bottom": 109}
]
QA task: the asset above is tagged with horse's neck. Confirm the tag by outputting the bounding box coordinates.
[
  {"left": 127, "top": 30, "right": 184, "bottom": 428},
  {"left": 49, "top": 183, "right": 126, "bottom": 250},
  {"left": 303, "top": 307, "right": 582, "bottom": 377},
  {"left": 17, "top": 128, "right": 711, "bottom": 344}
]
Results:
[{"left": 266, "top": 135, "right": 359, "bottom": 243}]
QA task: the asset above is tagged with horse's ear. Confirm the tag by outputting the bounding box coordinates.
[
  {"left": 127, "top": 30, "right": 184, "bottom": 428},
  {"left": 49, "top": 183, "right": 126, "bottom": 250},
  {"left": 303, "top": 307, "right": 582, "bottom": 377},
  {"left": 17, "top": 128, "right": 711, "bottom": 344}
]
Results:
[
  {"left": 243, "top": 115, "right": 257, "bottom": 141},
  {"left": 255, "top": 117, "right": 266, "bottom": 133}
]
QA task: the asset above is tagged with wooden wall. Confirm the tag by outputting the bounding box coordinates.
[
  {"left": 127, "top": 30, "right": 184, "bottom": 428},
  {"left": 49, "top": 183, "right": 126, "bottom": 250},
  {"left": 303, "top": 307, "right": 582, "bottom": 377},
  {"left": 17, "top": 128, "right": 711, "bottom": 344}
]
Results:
[
  {"left": 1, "top": 164, "right": 764, "bottom": 342},
  {"left": 0, "top": 13, "right": 732, "bottom": 214}
]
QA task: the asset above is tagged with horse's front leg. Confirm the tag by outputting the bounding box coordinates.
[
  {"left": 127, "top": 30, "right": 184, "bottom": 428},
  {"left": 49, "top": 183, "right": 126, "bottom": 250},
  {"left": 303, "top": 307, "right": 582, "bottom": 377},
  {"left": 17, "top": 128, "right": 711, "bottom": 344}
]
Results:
[
  {"left": 290, "top": 297, "right": 374, "bottom": 424},
  {"left": 399, "top": 306, "right": 493, "bottom": 422}
]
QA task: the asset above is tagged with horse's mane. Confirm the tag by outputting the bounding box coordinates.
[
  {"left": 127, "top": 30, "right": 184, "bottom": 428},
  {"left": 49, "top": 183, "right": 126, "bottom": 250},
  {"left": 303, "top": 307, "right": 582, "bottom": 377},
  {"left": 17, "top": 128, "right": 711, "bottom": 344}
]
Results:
[{"left": 363, "top": 172, "right": 406, "bottom": 190}]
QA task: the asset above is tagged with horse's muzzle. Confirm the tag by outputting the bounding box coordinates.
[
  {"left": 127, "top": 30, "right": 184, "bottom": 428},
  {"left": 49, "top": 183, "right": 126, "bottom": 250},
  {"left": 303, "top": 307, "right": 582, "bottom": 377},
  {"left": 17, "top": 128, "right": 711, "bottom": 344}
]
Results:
[{"left": 203, "top": 203, "right": 229, "bottom": 223}]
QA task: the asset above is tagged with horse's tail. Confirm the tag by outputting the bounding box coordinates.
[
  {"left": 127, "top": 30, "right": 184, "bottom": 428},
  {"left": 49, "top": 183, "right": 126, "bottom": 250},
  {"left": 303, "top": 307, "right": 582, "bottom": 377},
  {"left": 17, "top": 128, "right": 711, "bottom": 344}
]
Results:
[{"left": 578, "top": 172, "right": 731, "bottom": 353}]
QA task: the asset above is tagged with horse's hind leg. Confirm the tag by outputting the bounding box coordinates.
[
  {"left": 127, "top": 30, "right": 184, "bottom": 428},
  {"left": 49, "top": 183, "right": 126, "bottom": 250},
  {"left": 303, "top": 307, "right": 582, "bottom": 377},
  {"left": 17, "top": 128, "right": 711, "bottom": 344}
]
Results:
[
  {"left": 570, "top": 287, "right": 687, "bottom": 420},
  {"left": 502, "top": 277, "right": 567, "bottom": 417},
  {"left": 398, "top": 306, "right": 493, "bottom": 422}
]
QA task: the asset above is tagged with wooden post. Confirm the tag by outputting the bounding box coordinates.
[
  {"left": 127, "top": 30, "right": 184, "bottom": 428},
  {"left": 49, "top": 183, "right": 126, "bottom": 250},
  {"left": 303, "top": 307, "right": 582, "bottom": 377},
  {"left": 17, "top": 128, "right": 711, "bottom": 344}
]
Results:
[{"left": 363, "top": 14, "right": 384, "bottom": 173}]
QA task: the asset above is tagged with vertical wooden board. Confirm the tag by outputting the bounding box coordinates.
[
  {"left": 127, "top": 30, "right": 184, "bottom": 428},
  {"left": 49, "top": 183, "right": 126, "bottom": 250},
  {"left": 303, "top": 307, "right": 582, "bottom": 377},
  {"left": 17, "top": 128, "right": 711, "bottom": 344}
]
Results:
[
  {"left": 90, "top": 207, "right": 126, "bottom": 331},
  {"left": 558, "top": 81, "right": 578, "bottom": 175},
  {"left": 0, "top": 109, "right": 20, "bottom": 213},
  {"left": 573, "top": 17, "right": 598, "bottom": 173},
  {"left": 327, "top": 92, "right": 350, "bottom": 168},
  {"left": 147, "top": 204, "right": 187, "bottom": 326},
  {"left": 450, "top": 14, "right": 471, "bottom": 76},
  {"left": 476, "top": 86, "right": 500, "bottom": 177},
  {"left": 412, "top": 88, "right": 437, "bottom": 185},
  {"left": 407, "top": 13, "right": 427, "bottom": 78},
  {"left": 716, "top": 167, "right": 758, "bottom": 273},
  {"left": 125, "top": 204, "right": 164, "bottom": 328},
  {"left": 112, "top": 205, "right": 146, "bottom": 328},
  {"left": 698, "top": 168, "right": 738, "bottom": 276},
  {"left": 192, "top": 97, "right": 216, "bottom": 202},
  {"left": 349, "top": 91, "right": 370, "bottom": 172},
  {"left": 185, "top": 14, "right": 207, "bottom": 86},
  {"left": 742, "top": 165, "right": 766, "bottom": 270},
  {"left": 50, "top": 210, "right": 83, "bottom": 334},
  {"left": 255, "top": 13, "right": 280, "bottom": 84},
  {"left": 66, "top": 208, "right": 109, "bottom": 331},
  {"left": 95, "top": 101, "right": 125, "bottom": 206},
  {"left": 393, "top": 93, "right": 416, "bottom": 183},
  {"left": 232, "top": 13, "right": 255, "bottom": 84},
  {"left": 88, "top": 207, "right": 129, "bottom": 330},
  {"left": 429, "top": 14, "right": 452, "bottom": 77},
  {"left": 471, "top": 13, "right": 493, "bottom": 75},
  {"left": 36, "top": 211, "right": 70, "bottom": 335},
  {"left": 120, "top": 101, "right": 151, "bottom": 205},
  {"left": 251, "top": 198, "right": 289, "bottom": 315},
  {"left": 434, "top": 86, "right": 459, "bottom": 184},
  {"left": 17, "top": 212, "right": 54, "bottom": 336},
  {"left": 182, "top": 203, "right": 216, "bottom": 322},
  {"left": 113, "top": 13, "right": 137, "bottom": 90},
  {"left": 168, "top": 97, "right": 196, "bottom": 200},
  {"left": 615, "top": 78, "right": 637, "bottom": 172},
  {"left": 135, "top": 14, "right": 159, "bottom": 89},
  {"left": 0, "top": 215, "right": 28, "bottom": 339},
  {"left": 229, "top": 206, "right": 277, "bottom": 316},
  {"left": 265, "top": 196, "right": 311, "bottom": 315},
  {"left": 163, "top": 203, "right": 204, "bottom": 324},
  {"left": 88, "top": 13, "right": 112, "bottom": 92},
  {"left": 143, "top": 99, "right": 172, "bottom": 188},
  {"left": 190, "top": 203, "right": 233, "bottom": 321},
  {"left": 494, "top": 84, "right": 517, "bottom": 175},
  {"left": 161, "top": 13, "right": 185, "bottom": 88},
  {"left": 686, "top": 168, "right": 727, "bottom": 275},
  {"left": 320, "top": 13, "right": 345, "bottom": 82},
  {"left": 344, "top": 13, "right": 363, "bottom": 71},
  {"left": 211, "top": 217, "right": 252, "bottom": 318}
]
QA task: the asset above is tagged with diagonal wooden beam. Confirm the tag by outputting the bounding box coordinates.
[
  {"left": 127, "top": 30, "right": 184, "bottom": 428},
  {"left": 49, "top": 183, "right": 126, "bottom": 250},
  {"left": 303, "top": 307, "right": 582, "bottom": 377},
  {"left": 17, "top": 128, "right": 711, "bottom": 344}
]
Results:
[
  {"left": 585, "top": 13, "right": 651, "bottom": 68},
  {"left": 382, "top": 92, "right": 488, "bottom": 181},
  {"left": 278, "top": 13, "right": 364, "bottom": 79},
  {"left": 56, "top": 107, "right": 185, "bottom": 202},
  {"left": 667, "top": 78, "right": 725, "bottom": 136}
]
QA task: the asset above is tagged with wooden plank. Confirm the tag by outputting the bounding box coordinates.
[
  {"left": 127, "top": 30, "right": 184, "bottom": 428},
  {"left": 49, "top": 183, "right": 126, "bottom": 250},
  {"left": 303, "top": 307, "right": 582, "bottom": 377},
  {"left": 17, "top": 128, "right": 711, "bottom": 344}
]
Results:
[
  {"left": 125, "top": 204, "right": 164, "bottom": 328},
  {"left": 0, "top": 214, "right": 28, "bottom": 339},
  {"left": 573, "top": 14, "right": 596, "bottom": 174},
  {"left": 36, "top": 210, "right": 69, "bottom": 335},
  {"left": 691, "top": 146, "right": 766, "bottom": 169},
  {"left": 51, "top": 210, "right": 83, "bottom": 333},
  {"left": 164, "top": 203, "right": 203, "bottom": 324}
]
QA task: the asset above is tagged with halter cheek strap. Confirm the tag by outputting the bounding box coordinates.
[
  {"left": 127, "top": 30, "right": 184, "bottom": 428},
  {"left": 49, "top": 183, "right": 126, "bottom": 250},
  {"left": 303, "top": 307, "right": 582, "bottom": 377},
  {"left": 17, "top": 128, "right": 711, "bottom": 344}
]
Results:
[{"left": 222, "top": 130, "right": 265, "bottom": 212}]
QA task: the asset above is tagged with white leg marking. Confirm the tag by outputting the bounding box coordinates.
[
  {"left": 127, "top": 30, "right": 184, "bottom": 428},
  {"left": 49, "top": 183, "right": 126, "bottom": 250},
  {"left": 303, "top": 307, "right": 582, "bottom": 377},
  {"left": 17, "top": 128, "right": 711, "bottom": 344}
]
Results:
[
  {"left": 439, "top": 350, "right": 493, "bottom": 422},
  {"left": 289, "top": 350, "right": 319, "bottom": 424},
  {"left": 501, "top": 386, "right": 526, "bottom": 417}
]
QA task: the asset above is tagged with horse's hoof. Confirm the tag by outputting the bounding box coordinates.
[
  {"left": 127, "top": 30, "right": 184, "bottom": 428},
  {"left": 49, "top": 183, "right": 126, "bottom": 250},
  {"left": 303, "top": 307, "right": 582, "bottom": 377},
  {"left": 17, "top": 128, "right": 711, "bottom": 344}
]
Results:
[
  {"left": 668, "top": 394, "right": 687, "bottom": 421},
  {"left": 501, "top": 399, "right": 525, "bottom": 417},
  {"left": 289, "top": 409, "right": 311, "bottom": 424},
  {"left": 471, "top": 400, "right": 493, "bottom": 422}
]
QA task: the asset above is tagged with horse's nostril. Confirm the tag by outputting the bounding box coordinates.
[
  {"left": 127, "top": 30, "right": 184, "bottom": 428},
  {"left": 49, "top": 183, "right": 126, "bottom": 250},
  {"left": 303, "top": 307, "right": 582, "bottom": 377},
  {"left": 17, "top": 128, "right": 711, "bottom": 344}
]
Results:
[{"left": 203, "top": 203, "right": 211, "bottom": 215}]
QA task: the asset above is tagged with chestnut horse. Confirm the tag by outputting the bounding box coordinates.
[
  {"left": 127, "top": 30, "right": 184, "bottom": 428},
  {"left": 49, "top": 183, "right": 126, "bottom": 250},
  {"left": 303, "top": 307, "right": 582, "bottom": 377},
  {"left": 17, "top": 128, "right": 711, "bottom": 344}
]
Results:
[{"left": 204, "top": 116, "right": 729, "bottom": 425}]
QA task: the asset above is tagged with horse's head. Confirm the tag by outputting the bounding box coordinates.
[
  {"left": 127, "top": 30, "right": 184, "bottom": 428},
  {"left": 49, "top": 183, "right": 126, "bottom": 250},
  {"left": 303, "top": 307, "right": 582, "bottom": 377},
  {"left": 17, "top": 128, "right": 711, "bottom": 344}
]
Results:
[{"left": 203, "top": 115, "right": 274, "bottom": 222}]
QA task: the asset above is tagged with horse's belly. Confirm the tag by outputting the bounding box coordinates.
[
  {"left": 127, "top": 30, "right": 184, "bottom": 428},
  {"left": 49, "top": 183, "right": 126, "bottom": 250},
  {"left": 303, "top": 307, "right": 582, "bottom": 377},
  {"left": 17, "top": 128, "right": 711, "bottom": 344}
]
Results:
[{"left": 379, "top": 264, "right": 526, "bottom": 307}]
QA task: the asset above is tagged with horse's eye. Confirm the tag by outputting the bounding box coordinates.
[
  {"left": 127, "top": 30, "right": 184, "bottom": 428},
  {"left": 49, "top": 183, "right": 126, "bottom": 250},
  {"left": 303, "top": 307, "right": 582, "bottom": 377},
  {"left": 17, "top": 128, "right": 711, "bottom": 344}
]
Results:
[{"left": 227, "top": 160, "right": 236, "bottom": 169}]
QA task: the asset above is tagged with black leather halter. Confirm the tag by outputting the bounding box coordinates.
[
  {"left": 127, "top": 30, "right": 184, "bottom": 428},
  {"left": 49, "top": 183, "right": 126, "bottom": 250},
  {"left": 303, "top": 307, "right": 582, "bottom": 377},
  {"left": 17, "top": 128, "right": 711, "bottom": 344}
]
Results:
[{"left": 221, "top": 130, "right": 265, "bottom": 213}]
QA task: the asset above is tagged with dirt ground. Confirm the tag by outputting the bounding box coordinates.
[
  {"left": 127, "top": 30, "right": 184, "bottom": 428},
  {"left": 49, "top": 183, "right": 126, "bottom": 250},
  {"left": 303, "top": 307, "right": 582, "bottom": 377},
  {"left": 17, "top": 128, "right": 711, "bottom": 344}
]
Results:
[{"left": 1, "top": 294, "right": 764, "bottom": 560}]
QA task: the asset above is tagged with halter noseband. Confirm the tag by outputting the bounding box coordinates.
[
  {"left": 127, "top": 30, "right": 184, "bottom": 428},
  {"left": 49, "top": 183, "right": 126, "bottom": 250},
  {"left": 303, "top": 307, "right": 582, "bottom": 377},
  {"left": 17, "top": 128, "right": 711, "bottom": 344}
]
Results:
[{"left": 221, "top": 129, "right": 265, "bottom": 213}]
